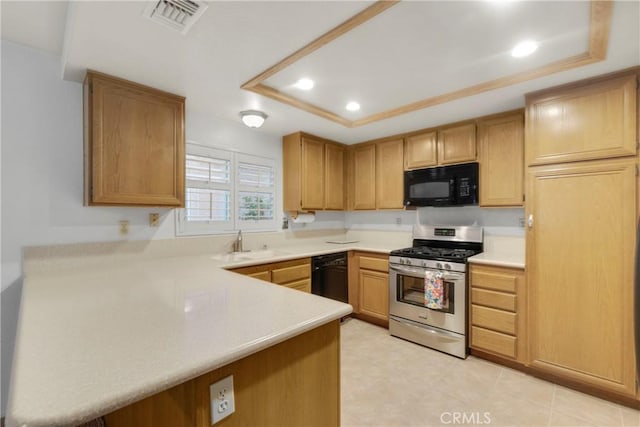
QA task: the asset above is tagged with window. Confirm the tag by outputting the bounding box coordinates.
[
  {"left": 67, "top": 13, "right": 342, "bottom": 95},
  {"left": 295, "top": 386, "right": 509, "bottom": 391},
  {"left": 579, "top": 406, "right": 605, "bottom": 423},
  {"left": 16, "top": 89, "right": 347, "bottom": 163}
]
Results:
[{"left": 177, "top": 144, "right": 277, "bottom": 235}]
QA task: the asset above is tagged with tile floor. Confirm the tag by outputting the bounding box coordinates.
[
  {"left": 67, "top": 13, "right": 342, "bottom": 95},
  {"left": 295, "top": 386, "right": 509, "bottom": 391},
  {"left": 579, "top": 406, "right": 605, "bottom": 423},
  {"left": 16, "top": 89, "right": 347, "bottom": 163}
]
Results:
[{"left": 340, "top": 318, "right": 640, "bottom": 427}]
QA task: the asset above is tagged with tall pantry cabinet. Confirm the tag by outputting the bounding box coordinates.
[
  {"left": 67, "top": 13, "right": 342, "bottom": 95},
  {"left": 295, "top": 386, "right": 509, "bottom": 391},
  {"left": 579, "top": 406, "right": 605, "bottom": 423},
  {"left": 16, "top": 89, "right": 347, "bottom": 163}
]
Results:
[{"left": 525, "top": 68, "right": 639, "bottom": 398}]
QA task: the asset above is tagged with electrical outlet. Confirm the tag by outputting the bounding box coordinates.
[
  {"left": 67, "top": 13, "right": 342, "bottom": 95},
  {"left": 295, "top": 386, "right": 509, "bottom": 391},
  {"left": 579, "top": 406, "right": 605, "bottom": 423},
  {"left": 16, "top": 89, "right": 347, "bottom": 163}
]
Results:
[
  {"left": 119, "top": 220, "right": 129, "bottom": 235},
  {"left": 210, "top": 375, "right": 235, "bottom": 424},
  {"left": 518, "top": 217, "right": 526, "bottom": 228},
  {"left": 149, "top": 213, "right": 159, "bottom": 227},
  {"left": 395, "top": 217, "right": 402, "bottom": 225}
]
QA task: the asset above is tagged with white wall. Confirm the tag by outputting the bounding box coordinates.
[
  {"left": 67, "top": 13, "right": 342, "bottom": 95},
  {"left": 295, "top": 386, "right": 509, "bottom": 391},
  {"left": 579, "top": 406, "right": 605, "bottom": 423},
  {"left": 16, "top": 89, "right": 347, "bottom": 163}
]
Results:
[{"left": 0, "top": 40, "right": 283, "bottom": 415}]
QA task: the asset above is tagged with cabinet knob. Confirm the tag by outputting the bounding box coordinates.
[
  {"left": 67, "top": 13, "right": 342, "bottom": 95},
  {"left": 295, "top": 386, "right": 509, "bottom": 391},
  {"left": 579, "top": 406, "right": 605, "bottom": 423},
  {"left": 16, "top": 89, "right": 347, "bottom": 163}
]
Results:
[{"left": 528, "top": 214, "right": 534, "bottom": 229}]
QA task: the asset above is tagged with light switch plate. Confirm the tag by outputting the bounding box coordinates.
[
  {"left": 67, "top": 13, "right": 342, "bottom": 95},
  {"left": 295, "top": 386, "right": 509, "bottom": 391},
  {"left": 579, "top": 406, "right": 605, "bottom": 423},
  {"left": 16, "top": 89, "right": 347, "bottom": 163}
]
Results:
[{"left": 210, "top": 375, "right": 235, "bottom": 424}]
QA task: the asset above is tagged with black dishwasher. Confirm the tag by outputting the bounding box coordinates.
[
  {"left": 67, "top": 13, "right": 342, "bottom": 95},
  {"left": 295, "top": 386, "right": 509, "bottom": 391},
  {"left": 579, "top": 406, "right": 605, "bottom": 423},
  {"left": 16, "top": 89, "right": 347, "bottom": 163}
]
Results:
[{"left": 311, "top": 252, "right": 348, "bottom": 303}]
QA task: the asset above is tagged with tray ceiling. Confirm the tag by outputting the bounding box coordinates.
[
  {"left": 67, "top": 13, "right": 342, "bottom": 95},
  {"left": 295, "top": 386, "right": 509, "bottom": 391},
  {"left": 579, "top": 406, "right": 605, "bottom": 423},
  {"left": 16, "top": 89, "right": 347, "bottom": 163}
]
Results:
[
  {"left": 244, "top": 0, "right": 611, "bottom": 127},
  {"left": 1, "top": 0, "right": 638, "bottom": 143}
]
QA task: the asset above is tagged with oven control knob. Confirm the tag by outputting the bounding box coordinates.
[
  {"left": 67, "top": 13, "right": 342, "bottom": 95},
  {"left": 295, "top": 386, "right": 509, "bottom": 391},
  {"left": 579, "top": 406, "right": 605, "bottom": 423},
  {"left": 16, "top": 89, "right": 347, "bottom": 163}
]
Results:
[
  {"left": 406, "top": 259, "right": 412, "bottom": 265},
  {"left": 399, "top": 258, "right": 405, "bottom": 264},
  {"left": 436, "top": 262, "right": 443, "bottom": 269},
  {"left": 444, "top": 263, "right": 452, "bottom": 270},
  {"left": 422, "top": 261, "right": 427, "bottom": 267}
]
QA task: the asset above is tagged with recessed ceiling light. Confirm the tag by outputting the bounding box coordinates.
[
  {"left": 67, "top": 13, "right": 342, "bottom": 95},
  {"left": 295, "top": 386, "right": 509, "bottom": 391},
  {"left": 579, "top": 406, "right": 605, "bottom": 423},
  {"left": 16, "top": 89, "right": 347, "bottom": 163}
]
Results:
[
  {"left": 346, "top": 102, "right": 360, "bottom": 111},
  {"left": 511, "top": 40, "right": 538, "bottom": 58},
  {"left": 294, "top": 78, "right": 315, "bottom": 90}
]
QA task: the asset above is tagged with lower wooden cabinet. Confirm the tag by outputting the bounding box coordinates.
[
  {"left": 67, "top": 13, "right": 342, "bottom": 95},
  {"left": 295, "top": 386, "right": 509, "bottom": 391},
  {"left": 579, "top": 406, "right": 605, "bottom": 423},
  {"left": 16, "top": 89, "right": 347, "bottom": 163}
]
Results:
[
  {"left": 229, "top": 258, "right": 311, "bottom": 293},
  {"left": 359, "top": 269, "right": 389, "bottom": 321},
  {"left": 349, "top": 252, "right": 389, "bottom": 326},
  {"left": 527, "top": 158, "right": 636, "bottom": 397},
  {"left": 105, "top": 321, "right": 340, "bottom": 427},
  {"left": 469, "top": 264, "right": 526, "bottom": 364}
]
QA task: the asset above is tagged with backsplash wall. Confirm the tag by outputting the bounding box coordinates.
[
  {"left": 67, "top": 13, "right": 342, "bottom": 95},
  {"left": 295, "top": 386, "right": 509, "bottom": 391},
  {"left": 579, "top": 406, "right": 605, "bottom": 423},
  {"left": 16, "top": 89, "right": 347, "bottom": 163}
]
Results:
[
  {"left": 343, "top": 207, "right": 524, "bottom": 236},
  {"left": 417, "top": 206, "right": 525, "bottom": 236}
]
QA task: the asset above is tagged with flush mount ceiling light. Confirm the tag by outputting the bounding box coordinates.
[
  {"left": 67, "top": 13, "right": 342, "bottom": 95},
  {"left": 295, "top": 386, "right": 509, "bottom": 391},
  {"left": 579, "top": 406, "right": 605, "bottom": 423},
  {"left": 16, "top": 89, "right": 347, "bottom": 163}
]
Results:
[
  {"left": 345, "top": 101, "right": 361, "bottom": 111},
  {"left": 239, "top": 110, "right": 268, "bottom": 128},
  {"left": 511, "top": 40, "right": 539, "bottom": 58},
  {"left": 294, "top": 78, "right": 315, "bottom": 90}
]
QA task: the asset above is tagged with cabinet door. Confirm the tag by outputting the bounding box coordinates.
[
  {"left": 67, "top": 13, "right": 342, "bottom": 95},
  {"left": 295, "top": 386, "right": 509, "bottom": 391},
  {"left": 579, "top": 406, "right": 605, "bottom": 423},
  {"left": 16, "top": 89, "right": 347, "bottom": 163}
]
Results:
[
  {"left": 526, "top": 74, "right": 637, "bottom": 165},
  {"left": 405, "top": 131, "right": 437, "bottom": 169},
  {"left": 478, "top": 113, "right": 524, "bottom": 207},
  {"left": 87, "top": 73, "right": 185, "bottom": 206},
  {"left": 353, "top": 145, "right": 376, "bottom": 210},
  {"left": 301, "top": 137, "right": 325, "bottom": 210},
  {"left": 437, "top": 123, "right": 476, "bottom": 165},
  {"left": 324, "top": 143, "right": 345, "bottom": 210},
  {"left": 527, "top": 158, "right": 636, "bottom": 396},
  {"left": 375, "top": 139, "right": 404, "bottom": 209},
  {"left": 359, "top": 269, "right": 389, "bottom": 321}
]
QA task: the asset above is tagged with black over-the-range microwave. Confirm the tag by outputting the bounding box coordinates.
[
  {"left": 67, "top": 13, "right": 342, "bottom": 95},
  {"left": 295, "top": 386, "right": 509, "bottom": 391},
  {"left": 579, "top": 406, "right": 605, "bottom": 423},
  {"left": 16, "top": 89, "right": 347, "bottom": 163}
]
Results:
[{"left": 404, "top": 162, "right": 479, "bottom": 207}]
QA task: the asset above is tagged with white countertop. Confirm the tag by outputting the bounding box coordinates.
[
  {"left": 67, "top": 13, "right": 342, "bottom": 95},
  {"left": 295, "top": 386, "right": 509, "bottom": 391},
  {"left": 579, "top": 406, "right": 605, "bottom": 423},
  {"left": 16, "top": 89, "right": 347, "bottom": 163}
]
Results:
[
  {"left": 6, "top": 241, "right": 396, "bottom": 427},
  {"left": 467, "top": 251, "right": 525, "bottom": 269}
]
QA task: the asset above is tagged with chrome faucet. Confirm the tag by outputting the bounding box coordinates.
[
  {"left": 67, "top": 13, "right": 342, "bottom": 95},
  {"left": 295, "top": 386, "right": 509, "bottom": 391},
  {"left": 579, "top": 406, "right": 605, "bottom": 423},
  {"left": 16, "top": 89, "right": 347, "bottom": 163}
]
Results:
[{"left": 233, "top": 230, "right": 244, "bottom": 253}]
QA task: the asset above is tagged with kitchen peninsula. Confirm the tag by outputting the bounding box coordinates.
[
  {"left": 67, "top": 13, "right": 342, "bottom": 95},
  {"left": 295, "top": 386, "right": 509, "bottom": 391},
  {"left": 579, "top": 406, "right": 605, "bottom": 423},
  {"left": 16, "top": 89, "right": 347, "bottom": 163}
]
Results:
[{"left": 6, "top": 251, "right": 353, "bottom": 427}]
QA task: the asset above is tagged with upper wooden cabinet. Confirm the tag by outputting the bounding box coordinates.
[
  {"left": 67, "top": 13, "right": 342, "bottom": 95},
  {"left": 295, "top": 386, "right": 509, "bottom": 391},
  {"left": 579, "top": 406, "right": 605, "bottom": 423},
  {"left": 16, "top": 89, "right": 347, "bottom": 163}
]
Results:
[
  {"left": 477, "top": 112, "right": 524, "bottom": 207},
  {"left": 351, "top": 140, "right": 404, "bottom": 210},
  {"left": 84, "top": 71, "right": 185, "bottom": 206},
  {"left": 324, "top": 143, "right": 345, "bottom": 210},
  {"left": 301, "top": 137, "right": 325, "bottom": 210},
  {"left": 404, "top": 131, "right": 437, "bottom": 169},
  {"left": 525, "top": 72, "right": 637, "bottom": 166},
  {"left": 437, "top": 123, "right": 477, "bottom": 165},
  {"left": 375, "top": 139, "right": 404, "bottom": 209},
  {"left": 283, "top": 132, "right": 344, "bottom": 212},
  {"left": 352, "top": 144, "right": 377, "bottom": 210},
  {"left": 404, "top": 122, "right": 476, "bottom": 170}
]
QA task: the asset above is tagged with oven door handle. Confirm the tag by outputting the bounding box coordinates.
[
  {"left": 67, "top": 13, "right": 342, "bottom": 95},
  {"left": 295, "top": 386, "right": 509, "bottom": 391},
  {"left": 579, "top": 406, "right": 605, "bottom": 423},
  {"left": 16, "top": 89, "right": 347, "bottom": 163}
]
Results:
[
  {"left": 390, "top": 265, "right": 465, "bottom": 281},
  {"left": 389, "top": 265, "right": 425, "bottom": 277}
]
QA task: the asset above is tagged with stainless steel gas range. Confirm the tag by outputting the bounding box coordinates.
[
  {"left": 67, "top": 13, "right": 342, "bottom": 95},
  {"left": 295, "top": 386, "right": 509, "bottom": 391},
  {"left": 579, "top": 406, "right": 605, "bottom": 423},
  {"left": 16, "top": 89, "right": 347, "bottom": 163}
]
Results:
[{"left": 388, "top": 225, "right": 483, "bottom": 358}]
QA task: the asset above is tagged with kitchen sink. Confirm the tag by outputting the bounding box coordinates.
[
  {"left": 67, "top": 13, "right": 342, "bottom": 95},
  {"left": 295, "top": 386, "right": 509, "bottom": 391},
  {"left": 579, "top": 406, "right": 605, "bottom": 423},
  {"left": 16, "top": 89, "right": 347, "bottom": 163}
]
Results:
[{"left": 211, "top": 249, "right": 288, "bottom": 262}]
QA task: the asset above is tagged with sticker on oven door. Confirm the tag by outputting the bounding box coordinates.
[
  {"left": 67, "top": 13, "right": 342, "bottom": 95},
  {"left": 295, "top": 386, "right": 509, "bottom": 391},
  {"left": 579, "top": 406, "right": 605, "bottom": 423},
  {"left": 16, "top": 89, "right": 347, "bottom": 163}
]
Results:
[{"left": 425, "top": 271, "right": 444, "bottom": 309}]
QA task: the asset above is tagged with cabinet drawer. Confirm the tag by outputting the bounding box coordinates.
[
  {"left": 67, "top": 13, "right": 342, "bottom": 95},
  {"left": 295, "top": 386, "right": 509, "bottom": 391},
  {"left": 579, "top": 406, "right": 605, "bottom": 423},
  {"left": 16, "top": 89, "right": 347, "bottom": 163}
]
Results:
[
  {"left": 471, "top": 269, "right": 517, "bottom": 293},
  {"left": 471, "top": 326, "right": 516, "bottom": 358},
  {"left": 248, "top": 271, "right": 271, "bottom": 282},
  {"left": 283, "top": 278, "right": 311, "bottom": 293},
  {"left": 272, "top": 264, "right": 310, "bottom": 284},
  {"left": 471, "top": 288, "right": 516, "bottom": 312},
  {"left": 359, "top": 256, "right": 388, "bottom": 273},
  {"left": 471, "top": 305, "right": 516, "bottom": 335}
]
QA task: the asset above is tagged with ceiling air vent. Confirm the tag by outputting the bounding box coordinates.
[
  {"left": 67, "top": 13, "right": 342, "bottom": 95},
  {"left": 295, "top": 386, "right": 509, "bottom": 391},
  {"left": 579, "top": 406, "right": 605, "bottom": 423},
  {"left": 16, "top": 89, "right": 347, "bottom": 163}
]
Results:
[{"left": 143, "top": 0, "right": 208, "bottom": 35}]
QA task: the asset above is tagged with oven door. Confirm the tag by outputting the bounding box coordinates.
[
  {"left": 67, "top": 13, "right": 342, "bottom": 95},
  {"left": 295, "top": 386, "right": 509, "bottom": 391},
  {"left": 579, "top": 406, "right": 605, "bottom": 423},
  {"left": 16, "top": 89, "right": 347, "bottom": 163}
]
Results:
[{"left": 389, "top": 263, "right": 466, "bottom": 334}]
